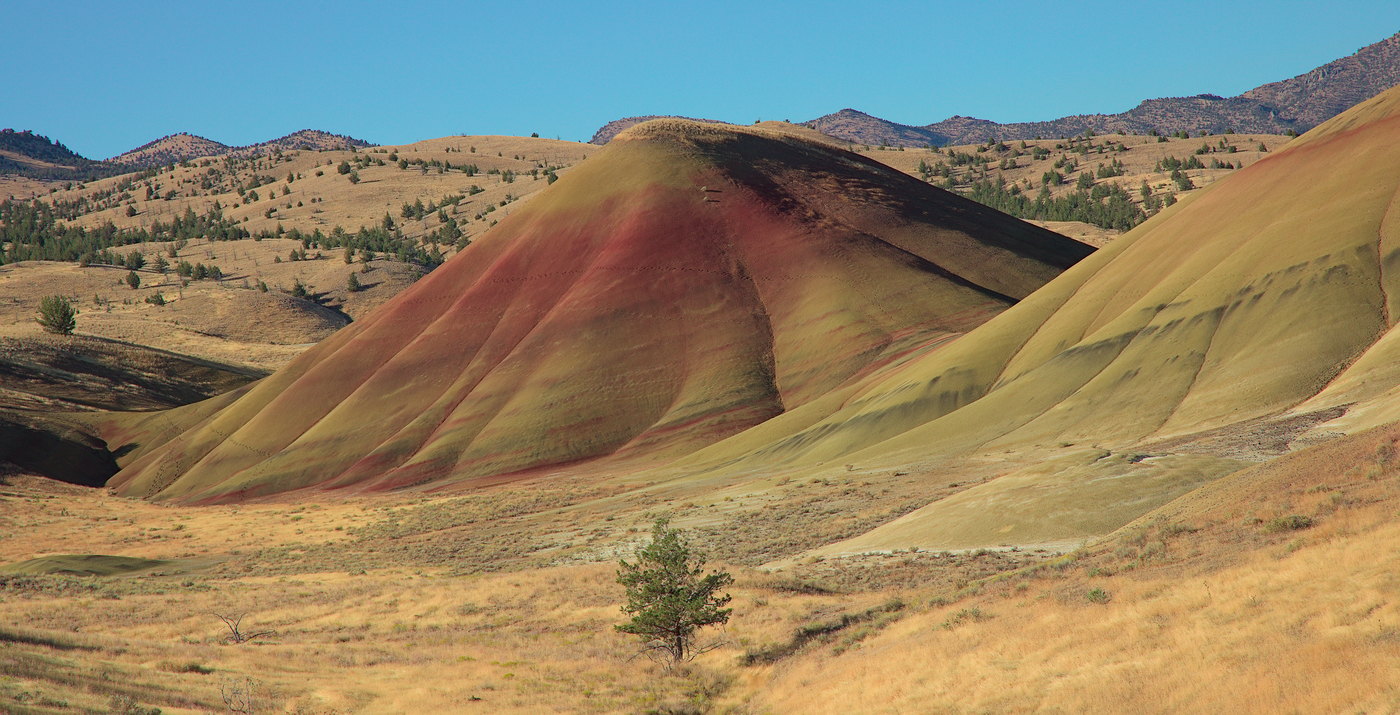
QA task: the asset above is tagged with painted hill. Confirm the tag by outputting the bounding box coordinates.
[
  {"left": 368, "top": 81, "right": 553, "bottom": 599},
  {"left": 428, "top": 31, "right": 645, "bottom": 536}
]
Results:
[
  {"left": 799, "top": 30, "right": 1400, "bottom": 147},
  {"left": 100, "top": 119, "right": 1093, "bottom": 503},
  {"left": 728, "top": 83, "right": 1400, "bottom": 555},
  {"left": 111, "top": 129, "right": 372, "bottom": 166}
]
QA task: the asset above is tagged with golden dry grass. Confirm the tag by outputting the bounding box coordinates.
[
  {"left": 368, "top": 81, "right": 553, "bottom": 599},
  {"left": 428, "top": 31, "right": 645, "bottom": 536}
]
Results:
[
  {"left": 5, "top": 417, "right": 1400, "bottom": 713},
  {"left": 0, "top": 237, "right": 425, "bottom": 373},
  {"left": 750, "top": 421, "right": 1400, "bottom": 714},
  {"left": 0, "top": 469, "right": 929, "bottom": 714}
]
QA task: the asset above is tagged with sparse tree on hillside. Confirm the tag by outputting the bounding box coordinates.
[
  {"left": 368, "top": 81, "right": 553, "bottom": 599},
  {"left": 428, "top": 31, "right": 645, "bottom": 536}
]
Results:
[
  {"left": 125, "top": 271, "right": 141, "bottom": 289},
  {"left": 337, "top": 161, "right": 351, "bottom": 175},
  {"left": 36, "top": 295, "right": 77, "bottom": 335},
  {"left": 615, "top": 518, "right": 733, "bottom": 666},
  {"left": 214, "top": 613, "right": 275, "bottom": 645},
  {"left": 347, "top": 272, "right": 362, "bottom": 293}
]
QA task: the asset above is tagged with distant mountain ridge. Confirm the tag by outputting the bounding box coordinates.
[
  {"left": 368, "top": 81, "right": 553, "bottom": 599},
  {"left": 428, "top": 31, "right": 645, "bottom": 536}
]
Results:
[
  {"left": 113, "top": 129, "right": 374, "bottom": 167},
  {"left": 806, "top": 31, "right": 1400, "bottom": 146},
  {"left": 589, "top": 31, "right": 1400, "bottom": 147},
  {"left": 0, "top": 128, "right": 376, "bottom": 181}
]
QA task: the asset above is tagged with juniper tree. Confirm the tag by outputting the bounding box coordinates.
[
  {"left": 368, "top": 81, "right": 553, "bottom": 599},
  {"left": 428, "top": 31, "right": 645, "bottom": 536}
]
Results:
[
  {"left": 616, "top": 518, "right": 732, "bottom": 665},
  {"left": 36, "top": 295, "right": 77, "bottom": 334}
]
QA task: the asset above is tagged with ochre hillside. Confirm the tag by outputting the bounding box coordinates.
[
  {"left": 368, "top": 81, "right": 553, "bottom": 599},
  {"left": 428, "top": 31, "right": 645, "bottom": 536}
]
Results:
[
  {"left": 729, "top": 83, "right": 1400, "bottom": 555},
  {"left": 99, "top": 120, "right": 1092, "bottom": 503}
]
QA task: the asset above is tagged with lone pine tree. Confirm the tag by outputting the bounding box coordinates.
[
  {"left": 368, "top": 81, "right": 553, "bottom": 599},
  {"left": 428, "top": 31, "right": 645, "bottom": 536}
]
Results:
[
  {"left": 36, "top": 295, "right": 77, "bottom": 334},
  {"left": 616, "top": 518, "right": 732, "bottom": 665}
]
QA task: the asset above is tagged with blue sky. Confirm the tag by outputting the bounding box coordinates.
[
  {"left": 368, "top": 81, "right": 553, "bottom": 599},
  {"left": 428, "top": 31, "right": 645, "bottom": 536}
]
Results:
[{"left": 4, "top": 1, "right": 1399, "bottom": 159}]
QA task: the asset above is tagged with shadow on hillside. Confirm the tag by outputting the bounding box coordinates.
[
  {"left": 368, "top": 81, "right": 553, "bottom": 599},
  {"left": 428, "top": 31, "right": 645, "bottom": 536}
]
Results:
[{"left": 305, "top": 289, "right": 355, "bottom": 324}]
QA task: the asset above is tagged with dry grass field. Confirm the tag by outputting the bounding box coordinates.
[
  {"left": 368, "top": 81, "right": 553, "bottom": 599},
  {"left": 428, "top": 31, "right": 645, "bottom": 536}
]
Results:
[
  {"left": 0, "top": 239, "right": 421, "bottom": 374},
  {"left": 4, "top": 418, "right": 1400, "bottom": 713}
]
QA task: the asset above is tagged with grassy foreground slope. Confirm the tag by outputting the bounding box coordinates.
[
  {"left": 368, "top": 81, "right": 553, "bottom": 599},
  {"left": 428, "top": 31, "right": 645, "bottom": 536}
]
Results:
[
  {"left": 99, "top": 120, "right": 1092, "bottom": 503},
  {"left": 749, "top": 420, "right": 1400, "bottom": 715},
  {"left": 4, "top": 401, "right": 1400, "bottom": 714},
  {"left": 682, "top": 84, "right": 1400, "bottom": 555}
]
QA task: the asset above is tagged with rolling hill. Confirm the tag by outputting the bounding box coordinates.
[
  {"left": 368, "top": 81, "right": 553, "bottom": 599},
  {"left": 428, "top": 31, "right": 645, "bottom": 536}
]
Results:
[
  {"left": 96, "top": 119, "right": 1093, "bottom": 503},
  {"left": 112, "top": 129, "right": 373, "bottom": 166},
  {"left": 757, "top": 82, "right": 1400, "bottom": 555},
  {"left": 0, "top": 128, "right": 130, "bottom": 181}
]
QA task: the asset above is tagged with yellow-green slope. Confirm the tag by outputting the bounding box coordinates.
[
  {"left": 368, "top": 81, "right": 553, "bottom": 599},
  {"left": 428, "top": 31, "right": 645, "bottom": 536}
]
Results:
[{"left": 740, "top": 85, "right": 1400, "bottom": 554}]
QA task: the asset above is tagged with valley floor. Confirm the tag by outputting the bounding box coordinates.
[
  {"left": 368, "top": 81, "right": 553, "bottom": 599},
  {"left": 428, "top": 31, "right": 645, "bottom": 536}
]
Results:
[{"left": 4, "top": 419, "right": 1400, "bottom": 714}]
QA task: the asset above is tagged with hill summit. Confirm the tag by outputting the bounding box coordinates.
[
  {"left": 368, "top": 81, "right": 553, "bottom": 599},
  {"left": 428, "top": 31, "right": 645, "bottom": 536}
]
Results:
[
  {"left": 111, "top": 129, "right": 373, "bottom": 166},
  {"left": 102, "top": 119, "right": 1092, "bottom": 503}
]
